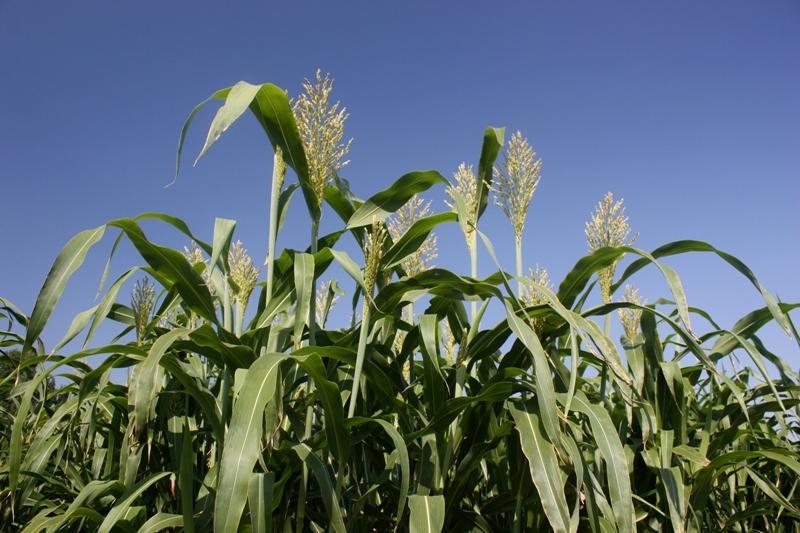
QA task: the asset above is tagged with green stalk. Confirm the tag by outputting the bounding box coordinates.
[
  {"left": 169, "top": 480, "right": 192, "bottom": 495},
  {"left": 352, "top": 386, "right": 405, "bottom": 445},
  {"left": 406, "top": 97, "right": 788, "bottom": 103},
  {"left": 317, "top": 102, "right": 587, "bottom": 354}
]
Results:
[
  {"left": 296, "top": 216, "right": 320, "bottom": 533},
  {"left": 264, "top": 151, "right": 284, "bottom": 304},
  {"left": 348, "top": 297, "right": 372, "bottom": 418},
  {"left": 308, "top": 218, "right": 319, "bottom": 346},
  {"left": 514, "top": 235, "right": 523, "bottom": 296},
  {"left": 402, "top": 303, "right": 413, "bottom": 384},
  {"left": 222, "top": 281, "right": 232, "bottom": 333},
  {"left": 234, "top": 302, "right": 244, "bottom": 337},
  {"left": 600, "top": 309, "right": 611, "bottom": 401},
  {"left": 220, "top": 281, "right": 233, "bottom": 430},
  {"left": 513, "top": 470, "right": 524, "bottom": 533},
  {"left": 469, "top": 237, "right": 478, "bottom": 321}
]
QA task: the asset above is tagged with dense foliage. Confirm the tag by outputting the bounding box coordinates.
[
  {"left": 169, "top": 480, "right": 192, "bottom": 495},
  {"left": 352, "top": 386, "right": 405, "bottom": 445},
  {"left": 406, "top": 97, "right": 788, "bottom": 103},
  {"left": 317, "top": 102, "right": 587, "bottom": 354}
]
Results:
[{"left": 2, "top": 75, "right": 799, "bottom": 532}]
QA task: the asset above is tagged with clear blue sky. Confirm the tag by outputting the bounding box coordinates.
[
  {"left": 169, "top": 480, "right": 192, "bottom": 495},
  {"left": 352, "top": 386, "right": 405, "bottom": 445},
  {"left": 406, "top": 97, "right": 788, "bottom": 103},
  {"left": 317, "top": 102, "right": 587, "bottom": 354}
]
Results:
[{"left": 1, "top": 1, "right": 798, "bottom": 365}]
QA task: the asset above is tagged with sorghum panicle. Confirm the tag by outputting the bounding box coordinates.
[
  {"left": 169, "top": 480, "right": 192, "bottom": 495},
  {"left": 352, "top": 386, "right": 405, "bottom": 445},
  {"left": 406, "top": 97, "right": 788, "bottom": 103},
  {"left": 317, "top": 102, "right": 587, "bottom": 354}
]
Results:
[
  {"left": 292, "top": 70, "right": 352, "bottom": 209},
  {"left": 387, "top": 194, "right": 438, "bottom": 276},
  {"left": 315, "top": 279, "right": 341, "bottom": 327},
  {"left": 229, "top": 240, "right": 259, "bottom": 307},
  {"left": 520, "top": 266, "right": 553, "bottom": 334},
  {"left": 493, "top": 131, "right": 542, "bottom": 242},
  {"left": 585, "top": 192, "right": 637, "bottom": 303},
  {"left": 446, "top": 163, "right": 479, "bottom": 247},
  {"left": 131, "top": 277, "right": 156, "bottom": 343},
  {"left": 364, "top": 220, "right": 388, "bottom": 296},
  {"left": 618, "top": 284, "right": 644, "bottom": 339}
]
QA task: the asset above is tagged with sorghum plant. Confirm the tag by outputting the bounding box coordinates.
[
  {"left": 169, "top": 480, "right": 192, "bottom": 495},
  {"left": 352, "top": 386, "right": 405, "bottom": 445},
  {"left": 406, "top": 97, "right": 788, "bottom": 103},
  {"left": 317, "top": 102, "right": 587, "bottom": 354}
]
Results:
[{"left": 1, "top": 74, "right": 798, "bottom": 533}]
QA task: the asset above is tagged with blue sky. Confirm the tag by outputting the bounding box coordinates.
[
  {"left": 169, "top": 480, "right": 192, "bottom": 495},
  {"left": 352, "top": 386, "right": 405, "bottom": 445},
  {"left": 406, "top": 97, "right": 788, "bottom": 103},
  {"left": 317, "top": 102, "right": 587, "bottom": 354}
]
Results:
[{"left": 1, "top": 1, "right": 798, "bottom": 365}]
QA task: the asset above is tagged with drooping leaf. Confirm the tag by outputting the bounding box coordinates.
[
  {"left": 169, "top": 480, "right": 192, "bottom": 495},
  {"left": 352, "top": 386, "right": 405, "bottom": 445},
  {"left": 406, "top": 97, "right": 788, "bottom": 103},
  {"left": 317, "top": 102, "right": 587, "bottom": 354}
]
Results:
[
  {"left": 476, "top": 127, "right": 504, "bottom": 218},
  {"left": 409, "top": 494, "right": 445, "bottom": 533},
  {"left": 215, "top": 353, "right": 287, "bottom": 532},
  {"left": 570, "top": 392, "right": 635, "bottom": 533},
  {"left": 293, "top": 444, "right": 347, "bottom": 533},
  {"left": 510, "top": 401, "right": 570, "bottom": 533},
  {"left": 24, "top": 224, "right": 106, "bottom": 352},
  {"left": 346, "top": 170, "right": 448, "bottom": 229}
]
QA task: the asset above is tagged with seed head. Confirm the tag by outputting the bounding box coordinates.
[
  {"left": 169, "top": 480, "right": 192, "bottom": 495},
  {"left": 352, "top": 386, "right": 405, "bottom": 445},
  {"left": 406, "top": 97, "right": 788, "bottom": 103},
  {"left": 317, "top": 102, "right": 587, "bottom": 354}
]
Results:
[
  {"left": 446, "top": 163, "right": 479, "bottom": 246},
  {"left": 585, "top": 192, "right": 636, "bottom": 251},
  {"left": 618, "top": 284, "right": 644, "bottom": 339},
  {"left": 183, "top": 242, "right": 205, "bottom": 267},
  {"left": 441, "top": 320, "right": 457, "bottom": 365},
  {"left": 585, "top": 192, "right": 637, "bottom": 303},
  {"left": 363, "top": 220, "right": 388, "bottom": 296},
  {"left": 520, "top": 266, "right": 553, "bottom": 334},
  {"left": 315, "top": 279, "right": 341, "bottom": 327},
  {"left": 292, "top": 70, "right": 352, "bottom": 209},
  {"left": 273, "top": 145, "right": 287, "bottom": 192},
  {"left": 402, "top": 358, "right": 412, "bottom": 383},
  {"left": 493, "top": 131, "right": 542, "bottom": 242},
  {"left": 131, "top": 277, "right": 156, "bottom": 343},
  {"left": 229, "top": 241, "right": 260, "bottom": 307},
  {"left": 387, "top": 194, "right": 437, "bottom": 276},
  {"left": 455, "top": 326, "right": 469, "bottom": 367}
]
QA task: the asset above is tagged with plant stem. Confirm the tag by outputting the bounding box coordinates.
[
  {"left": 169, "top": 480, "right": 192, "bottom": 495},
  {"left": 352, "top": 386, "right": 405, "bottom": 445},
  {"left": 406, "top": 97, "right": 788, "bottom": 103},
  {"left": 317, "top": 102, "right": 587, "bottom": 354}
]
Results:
[
  {"left": 234, "top": 302, "right": 244, "bottom": 337},
  {"left": 600, "top": 312, "right": 611, "bottom": 400},
  {"left": 297, "top": 216, "right": 320, "bottom": 533},
  {"left": 264, "top": 151, "right": 284, "bottom": 304},
  {"left": 308, "top": 218, "right": 319, "bottom": 346},
  {"left": 220, "top": 281, "right": 233, "bottom": 429},
  {"left": 469, "top": 238, "right": 478, "bottom": 320},
  {"left": 515, "top": 235, "right": 523, "bottom": 296},
  {"left": 348, "top": 297, "right": 372, "bottom": 418}
]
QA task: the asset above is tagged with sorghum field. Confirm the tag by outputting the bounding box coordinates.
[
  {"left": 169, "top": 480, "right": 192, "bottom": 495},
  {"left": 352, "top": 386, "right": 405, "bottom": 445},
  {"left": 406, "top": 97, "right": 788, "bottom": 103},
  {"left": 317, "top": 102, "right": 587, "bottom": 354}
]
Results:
[{"left": 1, "top": 73, "right": 799, "bottom": 532}]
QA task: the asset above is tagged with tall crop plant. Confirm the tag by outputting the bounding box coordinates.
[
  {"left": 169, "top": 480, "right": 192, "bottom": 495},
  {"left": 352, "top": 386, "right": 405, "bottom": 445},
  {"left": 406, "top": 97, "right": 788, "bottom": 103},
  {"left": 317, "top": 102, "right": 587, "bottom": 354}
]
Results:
[{"left": 1, "top": 74, "right": 799, "bottom": 532}]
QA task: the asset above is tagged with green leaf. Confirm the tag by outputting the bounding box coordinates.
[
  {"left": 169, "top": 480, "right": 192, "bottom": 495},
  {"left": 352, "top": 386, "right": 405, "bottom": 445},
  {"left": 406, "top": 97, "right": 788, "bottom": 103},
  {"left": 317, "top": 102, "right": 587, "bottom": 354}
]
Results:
[
  {"left": 52, "top": 304, "right": 100, "bottom": 353},
  {"left": 383, "top": 212, "right": 457, "bottom": 270},
  {"left": 710, "top": 302, "right": 800, "bottom": 357},
  {"left": 174, "top": 87, "right": 228, "bottom": 180},
  {"left": 348, "top": 417, "right": 411, "bottom": 523},
  {"left": 36, "top": 480, "right": 119, "bottom": 532},
  {"left": 408, "top": 494, "right": 445, "bottom": 533},
  {"left": 558, "top": 245, "right": 693, "bottom": 333},
  {"left": 210, "top": 217, "right": 236, "bottom": 274},
  {"left": 570, "top": 392, "right": 634, "bottom": 533},
  {"left": 292, "top": 444, "right": 346, "bottom": 533},
  {"left": 139, "top": 513, "right": 184, "bottom": 533},
  {"left": 660, "top": 466, "right": 687, "bottom": 533},
  {"left": 505, "top": 301, "right": 562, "bottom": 445},
  {"left": 180, "top": 423, "right": 195, "bottom": 533},
  {"left": 250, "top": 84, "right": 315, "bottom": 220},
  {"left": 248, "top": 472, "right": 274, "bottom": 533},
  {"left": 419, "top": 315, "right": 448, "bottom": 413},
  {"left": 476, "top": 127, "right": 504, "bottom": 219},
  {"left": 109, "top": 219, "right": 218, "bottom": 324},
  {"left": 194, "top": 81, "right": 262, "bottom": 165},
  {"left": 215, "top": 353, "right": 287, "bottom": 532},
  {"left": 293, "top": 253, "right": 314, "bottom": 346},
  {"left": 276, "top": 183, "right": 299, "bottom": 234},
  {"left": 129, "top": 328, "right": 189, "bottom": 433},
  {"left": 84, "top": 267, "right": 139, "bottom": 348},
  {"left": 97, "top": 472, "right": 171, "bottom": 533},
  {"left": 346, "top": 170, "right": 448, "bottom": 229},
  {"left": 375, "top": 268, "right": 503, "bottom": 312},
  {"left": 509, "top": 401, "right": 570, "bottom": 533},
  {"left": 330, "top": 249, "right": 366, "bottom": 291},
  {"left": 692, "top": 449, "right": 800, "bottom": 511},
  {"left": 160, "top": 354, "right": 225, "bottom": 442},
  {"left": 24, "top": 224, "right": 106, "bottom": 352},
  {"left": 293, "top": 353, "right": 350, "bottom": 463},
  {"left": 179, "top": 82, "right": 314, "bottom": 220},
  {"left": 614, "top": 239, "right": 793, "bottom": 336}
]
